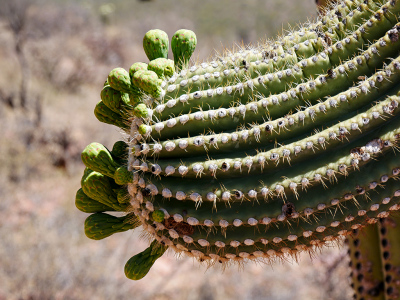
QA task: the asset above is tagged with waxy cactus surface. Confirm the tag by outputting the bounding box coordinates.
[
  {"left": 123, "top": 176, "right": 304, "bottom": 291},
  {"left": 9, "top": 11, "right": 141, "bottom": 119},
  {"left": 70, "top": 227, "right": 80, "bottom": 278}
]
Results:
[{"left": 77, "top": 0, "right": 400, "bottom": 289}]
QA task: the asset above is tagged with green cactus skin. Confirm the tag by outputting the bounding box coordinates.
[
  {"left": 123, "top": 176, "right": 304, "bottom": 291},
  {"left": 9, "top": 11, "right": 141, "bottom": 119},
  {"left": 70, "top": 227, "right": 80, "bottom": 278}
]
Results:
[
  {"left": 81, "top": 142, "right": 120, "bottom": 178},
  {"left": 84, "top": 212, "right": 138, "bottom": 240},
  {"left": 75, "top": 0, "right": 400, "bottom": 282},
  {"left": 136, "top": 95, "right": 400, "bottom": 201},
  {"left": 135, "top": 142, "right": 400, "bottom": 245},
  {"left": 139, "top": 179, "right": 400, "bottom": 261},
  {"left": 75, "top": 188, "right": 115, "bottom": 213},
  {"left": 148, "top": 58, "right": 175, "bottom": 78},
  {"left": 145, "top": 93, "right": 400, "bottom": 179},
  {"left": 171, "top": 29, "right": 197, "bottom": 70},
  {"left": 143, "top": 29, "right": 169, "bottom": 61},
  {"left": 124, "top": 240, "right": 167, "bottom": 280}
]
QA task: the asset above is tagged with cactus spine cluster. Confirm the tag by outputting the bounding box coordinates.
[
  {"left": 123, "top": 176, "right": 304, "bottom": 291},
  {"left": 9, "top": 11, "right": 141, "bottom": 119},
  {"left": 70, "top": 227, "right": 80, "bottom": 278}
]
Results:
[{"left": 76, "top": 0, "right": 400, "bottom": 286}]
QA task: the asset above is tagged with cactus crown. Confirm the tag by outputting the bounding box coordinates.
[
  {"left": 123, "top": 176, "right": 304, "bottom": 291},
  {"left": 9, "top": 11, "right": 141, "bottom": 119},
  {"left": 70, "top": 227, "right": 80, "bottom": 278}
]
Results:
[{"left": 78, "top": 0, "right": 400, "bottom": 282}]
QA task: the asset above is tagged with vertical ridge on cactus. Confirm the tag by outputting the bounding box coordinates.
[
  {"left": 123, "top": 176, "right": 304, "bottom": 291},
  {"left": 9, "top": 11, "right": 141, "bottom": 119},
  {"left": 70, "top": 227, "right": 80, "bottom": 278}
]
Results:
[
  {"left": 378, "top": 216, "right": 400, "bottom": 298},
  {"left": 347, "top": 223, "right": 386, "bottom": 299},
  {"left": 76, "top": 0, "right": 400, "bottom": 286}
]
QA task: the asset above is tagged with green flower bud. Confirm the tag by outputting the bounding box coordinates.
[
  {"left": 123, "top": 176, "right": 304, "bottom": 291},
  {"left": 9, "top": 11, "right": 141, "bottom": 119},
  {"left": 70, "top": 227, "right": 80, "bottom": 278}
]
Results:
[
  {"left": 75, "top": 188, "right": 115, "bottom": 213},
  {"left": 108, "top": 67, "right": 140, "bottom": 95},
  {"left": 129, "top": 62, "right": 148, "bottom": 79},
  {"left": 171, "top": 29, "right": 197, "bottom": 70},
  {"left": 143, "top": 29, "right": 169, "bottom": 61},
  {"left": 132, "top": 70, "right": 162, "bottom": 98},
  {"left": 81, "top": 142, "right": 120, "bottom": 178},
  {"left": 100, "top": 86, "right": 131, "bottom": 113},
  {"left": 116, "top": 188, "right": 130, "bottom": 204},
  {"left": 138, "top": 124, "right": 148, "bottom": 135},
  {"left": 84, "top": 213, "right": 136, "bottom": 240},
  {"left": 125, "top": 240, "right": 167, "bottom": 280},
  {"left": 133, "top": 103, "right": 149, "bottom": 118},
  {"left": 94, "top": 101, "right": 128, "bottom": 129},
  {"left": 148, "top": 58, "right": 175, "bottom": 78}
]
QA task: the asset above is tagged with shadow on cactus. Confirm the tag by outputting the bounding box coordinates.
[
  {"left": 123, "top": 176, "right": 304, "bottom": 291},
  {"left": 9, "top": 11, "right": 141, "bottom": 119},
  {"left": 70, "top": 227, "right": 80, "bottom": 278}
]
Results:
[{"left": 77, "top": 0, "right": 400, "bottom": 292}]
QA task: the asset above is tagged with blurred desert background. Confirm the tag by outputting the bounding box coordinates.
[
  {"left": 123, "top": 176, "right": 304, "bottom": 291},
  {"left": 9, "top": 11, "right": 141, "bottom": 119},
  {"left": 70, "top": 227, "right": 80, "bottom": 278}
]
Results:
[{"left": 0, "top": 0, "right": 352, "bottom": 299}]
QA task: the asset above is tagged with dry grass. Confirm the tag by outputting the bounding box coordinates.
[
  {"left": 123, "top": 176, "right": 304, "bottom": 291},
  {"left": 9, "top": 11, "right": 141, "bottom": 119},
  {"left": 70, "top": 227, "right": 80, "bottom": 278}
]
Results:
[{"left": 0, "top": 0, "right": 353, "bottom": 299}]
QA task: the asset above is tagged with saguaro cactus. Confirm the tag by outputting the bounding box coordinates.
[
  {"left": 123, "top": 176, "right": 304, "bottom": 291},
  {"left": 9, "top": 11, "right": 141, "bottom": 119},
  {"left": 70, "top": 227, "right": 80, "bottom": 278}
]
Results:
[{"left": 77, "top": 0, "right": 400, "bottom": 288}]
